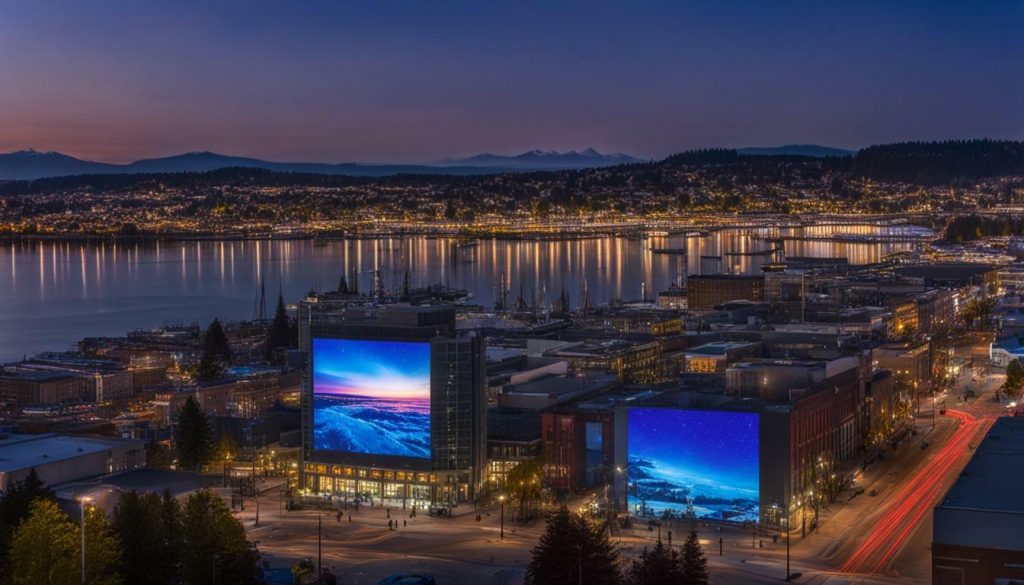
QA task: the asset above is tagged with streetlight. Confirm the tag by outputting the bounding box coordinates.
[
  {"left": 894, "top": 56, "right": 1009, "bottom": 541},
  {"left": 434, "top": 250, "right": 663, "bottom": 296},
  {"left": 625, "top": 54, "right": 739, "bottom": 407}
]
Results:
[
  {"left": 223, "top": 452, "right": 232, "bottom": 487},
  {"left": 79, "top": 496, "right": 91, "bottom": 585},
  {"left": 498, "top": 495, "right": 505, "bottom": 540}
]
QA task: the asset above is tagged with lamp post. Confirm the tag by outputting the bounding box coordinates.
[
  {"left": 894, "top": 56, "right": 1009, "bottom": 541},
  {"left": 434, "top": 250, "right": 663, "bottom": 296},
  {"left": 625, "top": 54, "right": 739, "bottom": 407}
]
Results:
[
  {"left": 498, "top": 495, "right": 505, "bottom": 540},
  {"left": 223, "top": 453, "right": 232, "bottom": 487},
  {"left": 79, "top": 496, "right": 91, "bottom": 585},
  {"left": 773, "top": 501, "right": 791, "bottom": 582}
]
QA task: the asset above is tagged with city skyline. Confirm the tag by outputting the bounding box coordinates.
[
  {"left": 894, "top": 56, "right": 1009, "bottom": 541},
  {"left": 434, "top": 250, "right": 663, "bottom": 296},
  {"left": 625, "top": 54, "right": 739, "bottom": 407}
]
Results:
[{"left": 2, "top": 1, "right": 1021, "bottom": 163}]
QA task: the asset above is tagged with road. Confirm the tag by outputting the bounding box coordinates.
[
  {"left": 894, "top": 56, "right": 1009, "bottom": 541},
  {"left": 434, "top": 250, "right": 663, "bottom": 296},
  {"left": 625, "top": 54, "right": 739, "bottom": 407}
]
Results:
[
  {"left": 238, "top": 340, "right": 1012, "bottom": 584},
  {"left": 838, "top": 409, "right": 994, "bottom": 575}
]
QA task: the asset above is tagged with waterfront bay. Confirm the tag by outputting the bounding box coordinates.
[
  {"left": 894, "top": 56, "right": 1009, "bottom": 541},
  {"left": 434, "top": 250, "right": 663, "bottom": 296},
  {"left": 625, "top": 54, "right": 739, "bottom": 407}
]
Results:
[{"left": 0, "top": 224, "right": 925, "bottom": 361}]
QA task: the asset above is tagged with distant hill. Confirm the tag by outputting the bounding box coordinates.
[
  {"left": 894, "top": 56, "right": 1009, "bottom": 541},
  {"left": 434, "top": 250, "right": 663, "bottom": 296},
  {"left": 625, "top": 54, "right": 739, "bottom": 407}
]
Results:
[
  {"left": 0, "top": 147, "right": 641, "bottom": 180},
  {"left": 438, "top": 148, "right": 641, "bottom": 169},
  {"left": 0, "top": 149, "right": 120, "bottom": 180},
  {"left": 737, "top": 144, "right": 855, "bottom": 157}
]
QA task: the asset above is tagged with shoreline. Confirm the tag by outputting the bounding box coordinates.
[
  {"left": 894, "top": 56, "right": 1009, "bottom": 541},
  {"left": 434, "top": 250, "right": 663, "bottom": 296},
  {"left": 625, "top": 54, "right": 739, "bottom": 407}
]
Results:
[{"left": 0, "top": 214, "right": 939, "bottom": 244}]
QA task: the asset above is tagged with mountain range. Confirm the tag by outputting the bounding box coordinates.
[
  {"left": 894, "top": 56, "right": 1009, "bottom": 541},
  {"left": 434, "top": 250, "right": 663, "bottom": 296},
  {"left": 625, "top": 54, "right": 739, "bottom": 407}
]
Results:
[
  {"left": 0, "top": 148, "right": 642, "bottom": 180},
  {"left": 0, "top": 144, "right": 857, "bottom": 181}
]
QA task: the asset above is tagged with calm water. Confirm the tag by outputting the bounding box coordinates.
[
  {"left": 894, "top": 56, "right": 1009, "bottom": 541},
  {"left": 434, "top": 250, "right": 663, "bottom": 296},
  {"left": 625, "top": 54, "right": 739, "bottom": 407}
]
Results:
[{"left": 0, "top": 225, "right": 927, "bottom": 361}]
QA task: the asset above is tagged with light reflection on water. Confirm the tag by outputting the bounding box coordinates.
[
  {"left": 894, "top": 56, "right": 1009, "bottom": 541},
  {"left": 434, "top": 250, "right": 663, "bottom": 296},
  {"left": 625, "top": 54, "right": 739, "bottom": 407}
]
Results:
[{"left": 0, "top": 225, "right": 926, "bottom": 360}]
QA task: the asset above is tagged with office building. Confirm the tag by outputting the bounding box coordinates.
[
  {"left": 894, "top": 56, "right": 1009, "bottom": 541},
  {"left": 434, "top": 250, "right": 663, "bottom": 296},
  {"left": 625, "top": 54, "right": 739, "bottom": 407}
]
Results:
[{"left": 299, "top": 303, "right": 487, "bottom": 506}]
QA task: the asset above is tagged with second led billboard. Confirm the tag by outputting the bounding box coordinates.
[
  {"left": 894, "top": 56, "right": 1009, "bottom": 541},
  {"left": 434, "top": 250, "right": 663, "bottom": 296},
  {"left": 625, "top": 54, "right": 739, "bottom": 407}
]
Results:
[
  {"left": 312, "top": 338, "right": 431, "bottom": 459},
  {"left": 627, "top": 408, "right": 759, "bottom": 522}
]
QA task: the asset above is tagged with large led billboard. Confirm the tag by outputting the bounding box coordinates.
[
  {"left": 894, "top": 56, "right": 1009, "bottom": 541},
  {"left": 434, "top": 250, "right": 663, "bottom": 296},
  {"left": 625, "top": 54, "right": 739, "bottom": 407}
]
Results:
[
  {"left": 312, "top": 338, "right": 431, "bottom": 459},
  {"left": 627, "top": 408, "right": 759, "bottom": 522}
]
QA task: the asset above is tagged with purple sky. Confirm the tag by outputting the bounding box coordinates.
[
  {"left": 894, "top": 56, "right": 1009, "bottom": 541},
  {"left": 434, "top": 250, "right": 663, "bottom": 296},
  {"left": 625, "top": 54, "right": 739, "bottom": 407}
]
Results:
[{"left": 1, "top": 1, "right": 1021, "bottom": 163}]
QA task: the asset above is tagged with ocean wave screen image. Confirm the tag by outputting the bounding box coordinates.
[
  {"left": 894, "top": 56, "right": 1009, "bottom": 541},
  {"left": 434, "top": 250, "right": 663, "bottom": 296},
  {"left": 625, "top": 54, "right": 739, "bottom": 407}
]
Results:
[
  {"left": 313, "top": 338, "right": 431, "bottom": 459},
  {"left": 627, "top": 408, "right": 759, "bottom": 523}
]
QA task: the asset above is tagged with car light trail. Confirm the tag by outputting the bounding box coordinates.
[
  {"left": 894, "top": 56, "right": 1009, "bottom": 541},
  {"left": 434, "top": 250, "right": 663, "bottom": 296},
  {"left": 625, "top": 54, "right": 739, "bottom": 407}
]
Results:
[{"left": 839, "top": 409, "right": 994, "bottom": 574}]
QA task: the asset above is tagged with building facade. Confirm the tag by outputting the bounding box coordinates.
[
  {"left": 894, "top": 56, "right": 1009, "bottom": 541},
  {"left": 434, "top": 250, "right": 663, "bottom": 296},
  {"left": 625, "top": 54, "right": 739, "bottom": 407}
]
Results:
[{"left": 299, "top": 304, "right": 486, "bottom": 506}]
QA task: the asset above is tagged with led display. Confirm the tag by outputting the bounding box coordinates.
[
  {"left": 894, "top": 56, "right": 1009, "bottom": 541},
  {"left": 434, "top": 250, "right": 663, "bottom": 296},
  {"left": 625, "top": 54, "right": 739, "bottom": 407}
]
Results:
[
  {"left": 627, "top": 408, "right": 759, "bottom": 522},
  {"left": 312, "top": 338, "right": 431, "bottom": 459}
]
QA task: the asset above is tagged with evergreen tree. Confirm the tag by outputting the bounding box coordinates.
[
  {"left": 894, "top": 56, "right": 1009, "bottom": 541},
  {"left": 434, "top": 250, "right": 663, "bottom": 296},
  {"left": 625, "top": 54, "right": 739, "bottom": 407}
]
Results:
[
  {"left": 0, "top": 468, "right": 56, "bottom": 576},
  {"left": 526, "top": 506, "right": 621, "bottom": 585},
  {"left": 195, "top": 351, "right": 224, "bottom": 381},
  {"left": 146, "top": 441, "right": 174, "bottom": 469},
  {"left": 113, "top": 492, "right": 178, "bottom": 585},
  {"left": 175, "top": 395, "right": 215, "bottom": 471},
  {"left": 1004, "top": 359, "right": 1024, "bottom": 399},
  {"left": 572, "top": 513, "right": 622, "bottom": 585},
  {"left": 201, "top": 317, "right": 230, "bottom": 364},
  {"left": 681, "top": 531, "right": 709, "bottom": 585},
  {"left": 83, "top": 505, "right": 123, "bottom": 585},
  {"left": 8, "top": 499, "right": 79, "bottom": 585},
  {"left": 627, "top": 540, "right": 685, "bottom": 585},
  {"left": 526, "top": 507, "right": 577, "bottom": 585},
  {"left": 160, "top": 490, "right": 182, "bottom": 569},
  {"left": 264, "top": 294, "right": 291, "bottom": 361},
  {"left": 180, "top": 490, "right": 259, "bottom": 585}
]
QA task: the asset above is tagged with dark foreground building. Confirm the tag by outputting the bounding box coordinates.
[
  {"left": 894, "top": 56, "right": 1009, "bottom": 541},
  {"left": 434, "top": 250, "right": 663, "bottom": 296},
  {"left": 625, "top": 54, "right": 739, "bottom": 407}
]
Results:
[{"left": 932, "top": 416, "right": 1024, "bottom": 585}]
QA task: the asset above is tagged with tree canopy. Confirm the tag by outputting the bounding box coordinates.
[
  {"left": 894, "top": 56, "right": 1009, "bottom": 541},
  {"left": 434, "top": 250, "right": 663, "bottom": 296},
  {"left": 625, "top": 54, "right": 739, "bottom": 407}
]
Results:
[
  {"left": 1003, "top": 359, "right": 1024, "bottom": 399},
  {"left": 174, "top": 395, "right": 215, "bottom": 471},
  {"left": 627, "top": 540, "right": 686, "bottom": 585},
  {"left": 526, "top": 506, "right": 621, "bottom": 585},
  {"left": 0, "top": 468, "right": 56, "bottom": 578},
  {"left": 8, "top": 498, "right": 121, "bottom": 585},
  {"left": 179, "top": 490, "right": 259, "bottom": 585},
  {"left": 113, "top": 491, "right": 180, "bottom": 585}
]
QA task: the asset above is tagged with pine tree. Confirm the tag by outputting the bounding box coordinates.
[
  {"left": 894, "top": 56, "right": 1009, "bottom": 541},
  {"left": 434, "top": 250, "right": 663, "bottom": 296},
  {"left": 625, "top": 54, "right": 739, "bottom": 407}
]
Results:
[
  {"left": 180, "top": 490, "right": 259, "bottom": 585},
  {"left": 1003, "top": 359, "right": 1024, "bottom": 398},
  {"left": 202, "top": 318, "right": 231, "bottom": 363},
  {"left": 681, "top": 531, "right": 709, "bottom": 585},
  {"left": 0, "top": 468, "right": 56, "bottom": 575},
  {"left": 265, "top": 294, "right": 291, "bottom": 362},
  {"left": 195, "top": 351, "right": 224, "bottom": 381},
  {"left": 175, "top": 395, "right": 215, "bottom": 471},
  {"left": 526, "top": 506, "right": 621, "bottom": 585},
  {"left": 572, "top": 513, "right": 622, "bottom": 585},
  {"left": 146, "top": 441, "right": 174, "bottom": 469},
  {"left": 526, "top": 507, "right": 577, "bottom": 585},
  {"left": 627, "top": 540, "right": 685, "bottom": 585},
  {"left": 113, "top": 492, "right": 178, "bottom": 585},
  {"left": 160, "top": 490, "right": 182, "bottom": 567},
  {"left": 83, "top": 505, "right": 123, "bottom": 585}
]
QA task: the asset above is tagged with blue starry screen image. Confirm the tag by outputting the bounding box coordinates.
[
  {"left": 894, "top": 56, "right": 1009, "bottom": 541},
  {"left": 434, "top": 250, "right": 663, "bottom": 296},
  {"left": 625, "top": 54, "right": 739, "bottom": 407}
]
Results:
[
  {"left": 312, "top": 338, "right": 431, "bottom": 459},
  {"left": 627, "top": 408, "right": 759, "bottom": 522}
]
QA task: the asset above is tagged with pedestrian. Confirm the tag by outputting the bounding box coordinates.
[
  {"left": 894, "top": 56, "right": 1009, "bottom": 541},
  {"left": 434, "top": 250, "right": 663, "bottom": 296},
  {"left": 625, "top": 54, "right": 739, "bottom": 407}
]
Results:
[
  {"left": 403, "top": 519, "right": 407, "bottom": 527},
  {"left": 348, "top": 514, "right": 352, "bottom": 522}
]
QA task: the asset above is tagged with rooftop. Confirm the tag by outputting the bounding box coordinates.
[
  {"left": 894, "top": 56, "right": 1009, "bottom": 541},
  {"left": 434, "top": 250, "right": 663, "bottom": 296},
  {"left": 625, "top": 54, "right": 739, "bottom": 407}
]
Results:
[
  {"left": 0, "top": 433, "right": 143, "bottom": 474},
  {"left": 685, "top": 341, "right": 760, "bottom": 356},
  {"left": 0, "top": 366, "right": 80, "bottom": 382},
  {"left": 933, "top": 416, "right": 1024, "bottom": 550},
  {"left": 938, "top": 417, "right": 1024, "bottom": 514}
]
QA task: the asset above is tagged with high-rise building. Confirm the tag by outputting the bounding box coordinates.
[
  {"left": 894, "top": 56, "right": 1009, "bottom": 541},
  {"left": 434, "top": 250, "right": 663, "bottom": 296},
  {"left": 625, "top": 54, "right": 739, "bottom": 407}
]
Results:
[
  {"left": 430, "top": 335, "right": 487, "bottom": 502},
  {"left": 299, "top": 303, "right": 486, "bottom": 507}
]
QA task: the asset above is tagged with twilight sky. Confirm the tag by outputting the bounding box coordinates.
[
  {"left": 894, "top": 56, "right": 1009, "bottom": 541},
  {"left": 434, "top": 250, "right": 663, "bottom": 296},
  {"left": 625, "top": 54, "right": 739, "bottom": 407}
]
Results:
[{"left": 1, "top": 0, "right": 1021, "bottom": 163}]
